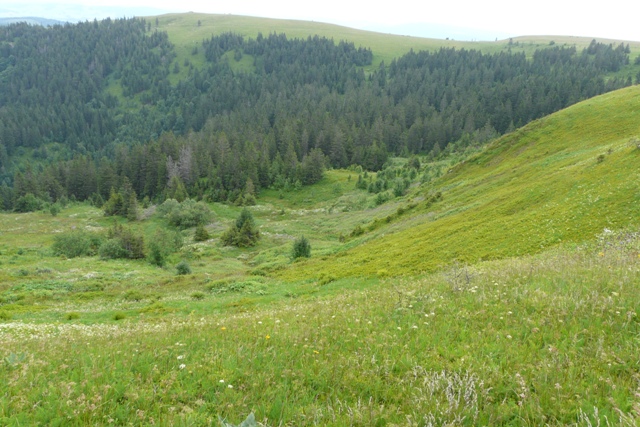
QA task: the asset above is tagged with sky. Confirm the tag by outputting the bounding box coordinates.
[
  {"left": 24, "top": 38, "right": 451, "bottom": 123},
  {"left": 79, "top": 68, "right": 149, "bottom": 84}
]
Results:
[{"left": 2, "top": 1, "right": 640, "bottom": 42}]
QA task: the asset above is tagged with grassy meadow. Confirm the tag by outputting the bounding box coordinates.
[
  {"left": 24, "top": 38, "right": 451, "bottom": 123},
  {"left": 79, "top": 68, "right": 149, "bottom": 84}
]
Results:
[
  {"left": 152, "top": 13, "right": 640, "bottom": 76},
  {"left": 2, "top": 26, "right": 640, "bottom": 424}
]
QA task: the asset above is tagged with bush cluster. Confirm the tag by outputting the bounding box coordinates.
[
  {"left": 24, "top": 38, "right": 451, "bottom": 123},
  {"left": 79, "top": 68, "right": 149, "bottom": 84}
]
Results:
[
  {"left": 157, "top": 199, "right": 213, "bottom": 229},
  {"left": 99, "top": 223, "right": 145, "bottom": 260},
  {"left": 52, "top": 230, "right": 103, "bottom": 258}
]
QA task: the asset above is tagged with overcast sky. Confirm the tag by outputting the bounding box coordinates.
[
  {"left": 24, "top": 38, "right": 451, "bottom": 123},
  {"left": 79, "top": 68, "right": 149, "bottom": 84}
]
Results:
[{"left": 3, "top": 1, "right": 640, "bottom": 42}]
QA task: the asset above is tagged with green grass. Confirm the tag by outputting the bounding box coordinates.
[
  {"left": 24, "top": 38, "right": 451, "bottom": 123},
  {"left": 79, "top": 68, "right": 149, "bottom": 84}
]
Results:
[
  {"left": 3, "top": 84, "right": 640, "bottom": 424},
  {"left": 279, "top": 85, "right": 640, "bottom": 280},
  {"left": 2, "top": 233, "right": 640, "bottom": 425},
  {"left": 151, "top": 13, "right": 640, "bottom": 72}
]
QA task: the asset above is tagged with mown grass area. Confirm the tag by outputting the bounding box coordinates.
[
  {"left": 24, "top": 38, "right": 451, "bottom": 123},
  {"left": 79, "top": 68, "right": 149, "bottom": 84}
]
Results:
[{"left": 1, "top": 230, "right": 639, "bottom": 426}]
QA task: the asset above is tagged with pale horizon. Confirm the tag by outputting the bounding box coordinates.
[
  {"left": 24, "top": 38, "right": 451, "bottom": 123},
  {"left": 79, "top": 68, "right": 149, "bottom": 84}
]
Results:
[{"left": 1, "top": 1, "right": 640, "bottom": 42}]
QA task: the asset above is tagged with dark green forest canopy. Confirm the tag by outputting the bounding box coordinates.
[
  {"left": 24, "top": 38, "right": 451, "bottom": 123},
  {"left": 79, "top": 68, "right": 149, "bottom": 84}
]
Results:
[{"left": 0, "top": 17, "right": 633, "bottom": 208}]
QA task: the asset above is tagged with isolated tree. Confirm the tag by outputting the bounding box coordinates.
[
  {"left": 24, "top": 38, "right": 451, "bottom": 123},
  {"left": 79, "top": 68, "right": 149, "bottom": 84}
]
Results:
[
  {"left": 194, "top": 223, "right": 210, "bottom": 242},
  {"left": 221, "top": 208, "right": 260, "bottom": 247},
  {"left": 291, "top": 235, "right": 311, "bottom": 260}
]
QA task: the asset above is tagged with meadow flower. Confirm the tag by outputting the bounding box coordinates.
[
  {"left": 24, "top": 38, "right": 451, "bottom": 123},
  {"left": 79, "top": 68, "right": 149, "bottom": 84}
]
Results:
[
  {"left": 265, "top": 335, "right": 270, "bottom": 339},
  {"left": 179, "top": 364, "right": 186, "bottom": 370},
  {"left": 227, "top": 384, "right": 233, "bottom": 389},
  {"left": 177, "top": 355, "right": 184, "bottom": 360}
]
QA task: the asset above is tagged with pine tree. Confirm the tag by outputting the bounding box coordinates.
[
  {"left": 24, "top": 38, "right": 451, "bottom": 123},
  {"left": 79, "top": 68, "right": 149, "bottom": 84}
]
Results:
[
  {"left": 291, "top": 235, "right": 311, "bottom": 260},
  {"left": 221, "top": 208, "right": 260, "bottom": 247}
]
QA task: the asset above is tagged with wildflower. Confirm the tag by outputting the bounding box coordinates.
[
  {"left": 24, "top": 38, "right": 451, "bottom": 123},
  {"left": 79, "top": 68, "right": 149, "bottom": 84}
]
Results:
[
  {"left": 179, "top": 364, "right": 186, "bottom": 370},
  {"left": 221, "top": 327, "right": 226, "bottom": 331},
  {"left": 177, "top": 355, "right": 184, "bottom": 360},
  {"left": 265, "top": 335, "right": 270, "bottom": 340},
  {"left": 227, "top": 384, "right": 233, "bottom": 389},
  {"left": 219, "top": 380, "right": 225, "bottom": 383}
]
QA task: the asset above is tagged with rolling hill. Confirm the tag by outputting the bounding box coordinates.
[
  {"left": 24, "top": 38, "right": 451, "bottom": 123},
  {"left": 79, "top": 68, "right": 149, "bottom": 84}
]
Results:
[
  {"left": 1, "top": 14, "right": 640, "bottom": 425},
  {"left": 154, "top": 13, "right": 640, "bottom": 71},
  {"left": 279, "top": 85, "right": 640, "bottom": 280}
]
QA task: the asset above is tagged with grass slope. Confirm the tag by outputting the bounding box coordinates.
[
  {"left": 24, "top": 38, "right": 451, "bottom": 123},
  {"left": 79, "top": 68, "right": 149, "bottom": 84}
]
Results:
[
  {"left": 152, "top": 13, "right": 640, "bottom": 73},
  {"left": 280, "top": 86, "right": 640, "bottom": 280},
  {"left": 2, "top": 87, "right": 640, "bottom": 425}
]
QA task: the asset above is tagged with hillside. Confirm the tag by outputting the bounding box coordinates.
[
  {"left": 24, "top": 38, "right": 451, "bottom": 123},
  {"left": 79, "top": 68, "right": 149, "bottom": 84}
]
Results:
[
  {"left": 279, "top": 85, "right": 640, "bottom": 280},
  {"left": 153, "top": 13, "right": 640, "bottom": 69},
  {"left": 1, "top": 86, "right": 640, "bottom": 425}
]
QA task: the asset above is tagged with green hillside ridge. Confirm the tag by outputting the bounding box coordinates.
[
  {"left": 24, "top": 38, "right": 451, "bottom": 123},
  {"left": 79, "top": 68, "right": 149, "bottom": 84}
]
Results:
[
  {"left": 153, "top": 12, "right": 640, "bottom": 71},
  {"left": 279, "top": 85, "right": 640, "bottom": 280}
]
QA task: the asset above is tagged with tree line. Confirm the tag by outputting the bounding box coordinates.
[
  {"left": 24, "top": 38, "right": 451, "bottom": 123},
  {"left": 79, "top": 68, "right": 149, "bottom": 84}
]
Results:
[{"left": 0, "top": 17, "right": 634, "bottom": 210}]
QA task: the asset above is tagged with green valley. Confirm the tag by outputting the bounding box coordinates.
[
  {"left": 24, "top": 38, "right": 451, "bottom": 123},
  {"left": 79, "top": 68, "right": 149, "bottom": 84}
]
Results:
[{"left": 1, "top": 13, "right": 640, "bottom": 427}]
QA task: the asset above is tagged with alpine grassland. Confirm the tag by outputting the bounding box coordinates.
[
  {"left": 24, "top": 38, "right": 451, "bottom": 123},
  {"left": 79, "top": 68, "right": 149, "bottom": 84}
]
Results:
[
  {"left": 152, "top": 13, "right": 640, "bottom": 72},
  {"left": 2, "top": 32, "right": 640, "bottom": 426},
  {"left": 278, "top": 85, "right": 640, "bottom": 280}
]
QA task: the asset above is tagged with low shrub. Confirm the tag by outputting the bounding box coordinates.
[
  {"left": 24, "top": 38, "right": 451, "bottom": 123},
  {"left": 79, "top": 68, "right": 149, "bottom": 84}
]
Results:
[
  {"left": 52, "top": 230, "right": 103, "bottom": 258},
  {"left": 99, "top": 224, "right": 145, "bottom": 260},
  {"left": 176, "top": 260, "right": 192, "bottom": 275},
  {"left": 65, "top": 312, "right": 80, "bottom": 320},
  {"left": 14, "top": 193, "right": 44, "bottom": 212},
  {"left": 157, "top": 199, "right": 213, "bottom": 229}
]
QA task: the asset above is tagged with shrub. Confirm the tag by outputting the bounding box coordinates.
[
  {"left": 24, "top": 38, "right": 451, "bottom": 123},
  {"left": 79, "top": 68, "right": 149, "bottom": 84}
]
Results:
[
  {"left": 147, "top": 228, "right": 183, "bottom": 267},
  {"left": 176, "top": 260, "right": 192, "bottom": 275},
  {"left": 65, "top": 312, "right": 80, "bottom": 320},
  {"left": 291, "top": 235, "right": 311, "bottom": 260},
  {"left": 158, "top": 198, "right": 212, "bottom": 229},
  {"left": 99, "top": 224, "right": 145, "bottom": 260},
  {"left": 318, "top": 273, "right": 336, "bottom": 285},
  {"left": 14, "top": 193, "right": 44, "bottom": 212},
  {"left": 147, "top": 243, "right": 166, "bottom": 267},
  {"left": 49, "top": 203, "right": 60, "bottom": 216},
  {"left": 0, "top": 310, "right": 11, "bottom": 321},
  {"left": 191, "top": 291, "right": 205, "bottom": 300},
  {"left": 98, "top": 239, "right": 129, "bottom": 260},
  {"left": 194, "top": 223, "right": 210, "bottom": 242},
  {"left": 350, "top": 225, "right": 364, "bottom": 237},
  {"left": 113, "top": 312, "right": 126, "bottom": 321},
  {"left": 123, "top": 290, "right": 144, "bottom": 302},
  {"left": 52, "top": 230, "right": 102, "bottom": 258}
]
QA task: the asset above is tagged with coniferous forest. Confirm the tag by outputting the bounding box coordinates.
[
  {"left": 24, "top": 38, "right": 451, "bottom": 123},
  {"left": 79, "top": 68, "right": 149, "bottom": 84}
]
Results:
[{"left": 0, "top": 17, "right": 633, "bottom": 209}]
